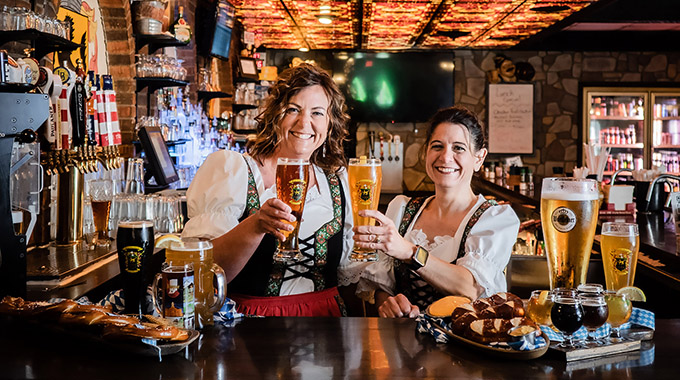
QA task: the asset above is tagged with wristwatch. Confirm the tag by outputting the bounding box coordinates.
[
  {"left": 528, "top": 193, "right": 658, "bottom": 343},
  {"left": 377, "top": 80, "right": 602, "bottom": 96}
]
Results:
[{"left": 408, "top": 245, "right": 429, "bottom": 271}]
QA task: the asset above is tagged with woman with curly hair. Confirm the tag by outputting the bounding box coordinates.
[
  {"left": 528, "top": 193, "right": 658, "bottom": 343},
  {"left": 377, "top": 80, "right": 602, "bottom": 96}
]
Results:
[{"left": 183, "top": 63, "right": 365, "bottom": 316}]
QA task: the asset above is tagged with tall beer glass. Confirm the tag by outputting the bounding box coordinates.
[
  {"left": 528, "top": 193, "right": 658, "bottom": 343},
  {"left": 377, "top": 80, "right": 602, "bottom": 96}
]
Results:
[
  {"left": 117, "top": 220, "right": 154, "bottom": 316},
  {"left": 275, "top": 158, "right": 310, "bottom": 262},
  {"left": 540, "top": 178, "right": 599, "bottom": 289},
  {"left": 600, "top": 222, "right": 639, "bottom": 291},
  {"left": 89, "top": 179, "right": 113, "bottom": 246},
  {"left": 349, "top": 157, "right": 382, "bottom": 262}
]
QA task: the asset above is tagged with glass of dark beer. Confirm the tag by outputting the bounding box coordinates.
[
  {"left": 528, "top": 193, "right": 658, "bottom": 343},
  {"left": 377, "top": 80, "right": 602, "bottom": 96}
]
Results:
[
  {"left": 551, "top": 292, "right": 584, "bottom": 348},
  {"left": 117, "top": 220, "right": 155, "bottom": 316},
  {"left": 275, "top": 158, "right": 310, "bottom": 262},
  {"left": 579, "top": 293, "right": 609, "bottom": 344}
]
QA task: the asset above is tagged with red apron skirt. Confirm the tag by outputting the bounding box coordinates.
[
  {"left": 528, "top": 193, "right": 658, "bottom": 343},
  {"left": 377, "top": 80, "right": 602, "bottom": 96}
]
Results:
[{"left": 230, "top": 287, "right": 345, "bottom": 317}]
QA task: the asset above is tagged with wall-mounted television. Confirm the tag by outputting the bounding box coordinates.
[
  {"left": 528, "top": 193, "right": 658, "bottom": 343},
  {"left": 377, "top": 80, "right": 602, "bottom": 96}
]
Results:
[
  {"left": 196, "top": 0, "right": 235, "bottom": 61},
  {"left": 332, "top": 52, "right": 455, "bottom": 123}
]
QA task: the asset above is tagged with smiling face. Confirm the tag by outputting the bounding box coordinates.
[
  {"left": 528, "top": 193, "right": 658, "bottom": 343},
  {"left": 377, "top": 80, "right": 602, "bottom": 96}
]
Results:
[
  {"left": 276, "top": 84, "right": 330, "bottom": 160},
  {"left": 425, "top": 122, "right": 487, "bottom": 189}
]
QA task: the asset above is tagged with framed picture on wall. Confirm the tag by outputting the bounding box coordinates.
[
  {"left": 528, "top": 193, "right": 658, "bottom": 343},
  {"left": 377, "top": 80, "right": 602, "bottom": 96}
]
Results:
[
  {"left": 238, "top": 57, "right": 259, "bottom": 80},
  {"left": 487, "top": 83, "right": 534, "bottom": 154}
]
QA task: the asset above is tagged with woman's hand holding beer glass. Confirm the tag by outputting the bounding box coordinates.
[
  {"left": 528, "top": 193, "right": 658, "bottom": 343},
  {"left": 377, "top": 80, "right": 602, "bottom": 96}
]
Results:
[
  {"left": 273, "top": 158, "right": 310, "bottom": 262},
  {"left": 352, "top": 210, "right": 416, "bottom": 262},
  {"left": 349, "top": 157, "right": 382, "bottom": 261}
]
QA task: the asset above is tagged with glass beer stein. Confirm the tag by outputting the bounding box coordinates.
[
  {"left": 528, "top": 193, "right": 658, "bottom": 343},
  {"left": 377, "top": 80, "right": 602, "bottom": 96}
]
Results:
[
  {"left": 540, "top": 178, "right": 599, "bottom": 289},
  {"left": 164, "top": 238, "right": 226, "bottom": 329},
  {"left": 152, "top": 261, "right": 196, "bottom": 329},
  {"left": 274, "top": 158, "right": 310, "bottom": 262},
  {"left": 348, "top": 157, "right": 382, "bottom": 262}
]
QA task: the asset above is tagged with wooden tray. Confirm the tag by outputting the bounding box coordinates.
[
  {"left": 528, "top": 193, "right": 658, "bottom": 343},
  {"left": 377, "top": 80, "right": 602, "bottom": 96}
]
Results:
[
  {"left": 549, "top": 338, "right": 642, "bottom": 362},
  {"left": 430, "top": 320, "right": 550, "bottom": 360}
]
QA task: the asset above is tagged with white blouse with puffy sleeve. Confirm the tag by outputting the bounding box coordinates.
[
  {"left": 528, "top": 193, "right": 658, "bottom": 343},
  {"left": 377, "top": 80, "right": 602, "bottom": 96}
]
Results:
[
  {"left": 359, "top": 194, "right": 520, "bottom": 300},
  {"left": 183, "top": 150, "right": 366, "bottom": 295}
]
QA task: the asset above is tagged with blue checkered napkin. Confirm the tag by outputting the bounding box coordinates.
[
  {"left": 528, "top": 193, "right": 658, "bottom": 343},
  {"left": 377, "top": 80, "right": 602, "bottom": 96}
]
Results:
[
  {"left": 540, "top": 307, "right": 655, "bottom": 342},
  {"left": 490, "top": 336, "right": 547, "bottom": 351},
  {"left": 98, "top": 288, "right": 155, "bottom": 315},
  {"left": 628, "top": 307, "right": 655, "bottom": 330},
  {"left": 213, "top": 298, "right": 244, "bottom": 326},
  {"left": 416, "top": 314, "right": 450, "bottom": 343}
]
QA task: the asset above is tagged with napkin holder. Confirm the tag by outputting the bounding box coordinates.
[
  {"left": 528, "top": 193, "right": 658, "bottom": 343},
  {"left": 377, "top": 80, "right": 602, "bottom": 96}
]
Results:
[{"left": 600, "top": 185, "right": 635, "bottom": 215}]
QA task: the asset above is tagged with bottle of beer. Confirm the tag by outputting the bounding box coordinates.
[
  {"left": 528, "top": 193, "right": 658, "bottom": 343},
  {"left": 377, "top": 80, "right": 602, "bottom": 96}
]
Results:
[{"left": 172, "top": 6, "right": 192, "bottom": 44}]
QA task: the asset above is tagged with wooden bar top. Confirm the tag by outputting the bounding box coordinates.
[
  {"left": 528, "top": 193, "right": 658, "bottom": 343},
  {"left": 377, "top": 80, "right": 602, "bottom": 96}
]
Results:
[{"left": 0, "top": 317, "right": 672, "bottom": 379}]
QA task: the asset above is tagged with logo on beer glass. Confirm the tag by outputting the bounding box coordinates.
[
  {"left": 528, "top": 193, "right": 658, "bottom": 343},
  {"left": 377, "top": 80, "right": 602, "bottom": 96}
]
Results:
[
  {"left": 288, "top": 179, "right": 306, "bottom": 205},
  {"left": 122, "top": 246, "right": 144, "bottom": 273},
  {"left": 551, "top": 207, "right": 576, "bottom": 232},
  {"left": 357, "top": 180, "right": 374, "bottom": 205},
  {"left": 610, "top": 249, "right": 631, "bottom": 274}
]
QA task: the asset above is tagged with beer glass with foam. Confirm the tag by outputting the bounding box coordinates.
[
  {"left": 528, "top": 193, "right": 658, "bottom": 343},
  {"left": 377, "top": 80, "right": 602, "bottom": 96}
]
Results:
[
  {"left": 348, "top": 157, "right": 382, "bottom": 262},
  {"left": 117, "top": 220, "right": 154, "bottom": 317},
  {"left": 601, "top": 222, "right": 639, "bottom": 291},
  {"left": 89, "top": 179, "right": 114, "bottom": 246},
  {"left": 540, "top": 178, "right": 599, "bottom": 289},
  {"left": 275, "top": 158, "right": 310, "bottom": 262}
]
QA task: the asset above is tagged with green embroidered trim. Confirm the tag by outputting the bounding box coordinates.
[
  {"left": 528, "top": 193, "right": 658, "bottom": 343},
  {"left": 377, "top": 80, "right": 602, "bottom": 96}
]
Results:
[
  {"left": 244, "top": 158, "right": 260, "bottom": 217},
  {"left": 398, "top": 197, "right": 426, "bottom": 236},
  {"left": 456, "top": 199, "right": 497, "bottom": 261}
]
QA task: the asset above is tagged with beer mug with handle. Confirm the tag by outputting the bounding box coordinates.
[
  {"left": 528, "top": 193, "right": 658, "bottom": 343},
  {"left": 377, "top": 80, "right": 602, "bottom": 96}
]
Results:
[
  {"left": 540, "top": 178, "right": 599, "bottom": 289},
  {"left": 165, "top": 238, "right": 226, "bottom": 329}
]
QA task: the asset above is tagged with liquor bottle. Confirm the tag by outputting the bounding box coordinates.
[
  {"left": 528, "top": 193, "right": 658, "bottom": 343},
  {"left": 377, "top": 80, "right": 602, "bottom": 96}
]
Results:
[{"left": 172, "top": 6, "right": 192, "bottom": 44}]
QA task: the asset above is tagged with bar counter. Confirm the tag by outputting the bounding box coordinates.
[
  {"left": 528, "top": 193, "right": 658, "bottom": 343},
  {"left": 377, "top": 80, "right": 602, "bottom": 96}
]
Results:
[{"left": 0, "top": 317, "right": 673, "bottom": 379}]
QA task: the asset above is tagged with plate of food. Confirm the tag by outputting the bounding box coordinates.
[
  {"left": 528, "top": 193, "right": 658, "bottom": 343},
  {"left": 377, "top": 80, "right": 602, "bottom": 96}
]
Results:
[
  {"left": 0, "top": 296, "right": 200, "bottom": 359},
  {"left": 425, "top": 292, "right": 550, "bottom": 360}
]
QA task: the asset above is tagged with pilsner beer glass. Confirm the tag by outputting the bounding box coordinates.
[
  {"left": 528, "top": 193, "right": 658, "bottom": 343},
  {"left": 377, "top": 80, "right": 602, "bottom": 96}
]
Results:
[
  {"left": 275, "top": 158, "right": 310, "bottom": 262},
  {"left": 540, "top": 178, "right": 599, "bottom": 289},
  {"left": 601, "top": 222, "right": 639, "bottom": 291},
  {"left": 89, "top": 179, "right": 114, "bottom": 246},
  {"left": 117, "top": 220, "right": 155, "bottom": 317},
  {"left": 349, "top": 157, "right": 382, "bottom": 262}
]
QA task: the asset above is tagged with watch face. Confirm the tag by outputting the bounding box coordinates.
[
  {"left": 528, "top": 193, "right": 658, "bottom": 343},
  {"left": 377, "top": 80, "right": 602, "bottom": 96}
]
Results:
[{"left": 415, "top": 246, "right": 428, "bottom": 265}]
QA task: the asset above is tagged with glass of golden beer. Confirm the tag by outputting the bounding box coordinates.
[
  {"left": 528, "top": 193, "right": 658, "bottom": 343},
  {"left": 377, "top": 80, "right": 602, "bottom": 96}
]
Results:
[
  {"left": 349, "top": 157, "right": 382, "bottom": 262},
  {"left": 540, "top": 178, "right": 599, "bottom": 289},
  {"left": 601, "top": 222, "right": 639, "bottom": 291},
  {"left": 275, "top": 158, "right": 310, "bottom": 262},
  {"left": 604, "top": 290, "right": 632, "bottom": 342},
  {"left": 165, "top": 238, "right": 226, "bottom": 329},
  {"left": 89, "top": 179, "right": 114, "bottom": 246}
]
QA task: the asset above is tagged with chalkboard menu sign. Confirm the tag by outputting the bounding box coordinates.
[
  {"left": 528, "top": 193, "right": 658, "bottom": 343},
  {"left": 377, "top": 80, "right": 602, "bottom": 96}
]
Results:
[{"left": 487, "top": 83, "right": 534, "bottom": 154}]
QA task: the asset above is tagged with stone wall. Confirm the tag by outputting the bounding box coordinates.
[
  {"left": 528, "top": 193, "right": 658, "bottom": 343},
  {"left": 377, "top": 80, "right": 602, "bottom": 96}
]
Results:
[{"left": 356, "top": 50, "right": 680, "bottom": 191}]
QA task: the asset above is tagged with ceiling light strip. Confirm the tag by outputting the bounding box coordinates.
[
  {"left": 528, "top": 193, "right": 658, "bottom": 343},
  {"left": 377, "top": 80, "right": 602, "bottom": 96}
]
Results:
[
  {"left": 411, "top": 0, "right": 447, "bottom": 47},
  {"left": 278, "top": 0, "right": 313, "bottom": 50}
]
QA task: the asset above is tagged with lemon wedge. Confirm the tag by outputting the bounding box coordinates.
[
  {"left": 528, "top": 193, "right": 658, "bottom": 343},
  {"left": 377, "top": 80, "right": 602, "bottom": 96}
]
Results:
[
  {"left": 537, "top": 290, "right": 550, "bottom": 305},
  {"left": 155, "top": 234, "right": 183, "bottom": 249},
  {"left": 616, "top": 286, "right": 646, "bottom": 302}
]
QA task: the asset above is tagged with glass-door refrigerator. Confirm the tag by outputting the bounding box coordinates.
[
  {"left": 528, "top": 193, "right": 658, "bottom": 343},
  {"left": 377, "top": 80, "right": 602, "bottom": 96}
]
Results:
[
  {"left": 651, "top": 92, "right": 680, "bottom": 175},
  {"left": 582, "top": 87, "right": 680, "bottom": 179}
]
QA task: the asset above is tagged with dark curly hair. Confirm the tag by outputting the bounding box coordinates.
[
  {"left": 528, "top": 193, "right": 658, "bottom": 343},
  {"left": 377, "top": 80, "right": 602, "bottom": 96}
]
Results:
[
  {"left": 247, "top": 63, "right": 349, "bottom": 173},
  {"left": 424, "top": 106, "right": 487, "bottom": 152}
]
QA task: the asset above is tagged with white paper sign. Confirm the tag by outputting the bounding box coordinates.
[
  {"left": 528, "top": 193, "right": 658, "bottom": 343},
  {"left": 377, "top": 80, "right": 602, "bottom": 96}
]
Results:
[{"left": 488, "top": 83, "right": 534, "bottom": 154}]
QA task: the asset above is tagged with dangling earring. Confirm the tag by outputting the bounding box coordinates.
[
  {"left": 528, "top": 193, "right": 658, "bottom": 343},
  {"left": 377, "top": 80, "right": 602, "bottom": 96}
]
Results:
[{"left": 322, "top": 142, "right": 327, "bottom": 158}]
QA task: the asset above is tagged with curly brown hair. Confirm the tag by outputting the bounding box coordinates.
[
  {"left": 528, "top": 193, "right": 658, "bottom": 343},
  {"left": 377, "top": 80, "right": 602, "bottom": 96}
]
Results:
[{"left": 247, "top": 63, "right": 349, "bottom": 173}]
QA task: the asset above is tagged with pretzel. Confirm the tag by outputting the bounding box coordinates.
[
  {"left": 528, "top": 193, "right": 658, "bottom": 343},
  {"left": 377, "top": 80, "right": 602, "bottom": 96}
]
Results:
[
  {"left": 0, "top": 297, "right": 189, "bottom": 342},
  {"left": 449, "top": 292, "right": 530, "bottom": 344}
]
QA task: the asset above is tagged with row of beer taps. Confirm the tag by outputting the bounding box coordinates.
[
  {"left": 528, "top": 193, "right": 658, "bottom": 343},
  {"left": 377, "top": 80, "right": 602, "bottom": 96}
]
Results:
[{"left": 42, "top": 146, "right": 121, "bottom": 175}]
